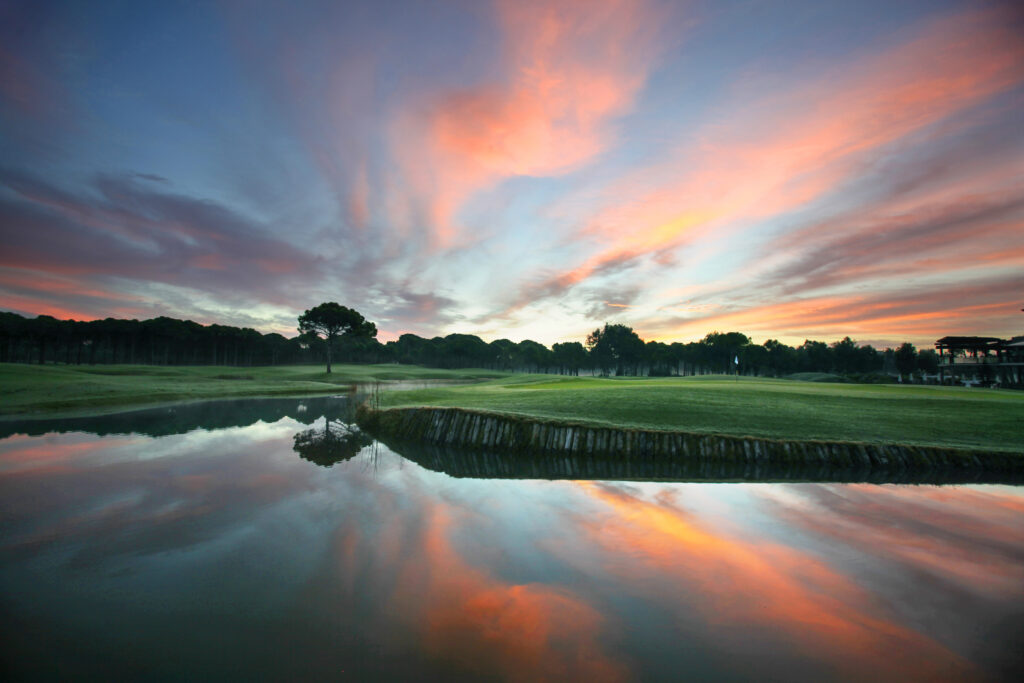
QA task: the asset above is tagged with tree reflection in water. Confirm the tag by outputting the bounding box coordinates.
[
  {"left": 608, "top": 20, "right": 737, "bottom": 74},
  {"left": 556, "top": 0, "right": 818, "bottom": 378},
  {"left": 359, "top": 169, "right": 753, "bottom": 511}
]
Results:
[{"left": 292, "top": 419, "right": 372, "bottom": 467}]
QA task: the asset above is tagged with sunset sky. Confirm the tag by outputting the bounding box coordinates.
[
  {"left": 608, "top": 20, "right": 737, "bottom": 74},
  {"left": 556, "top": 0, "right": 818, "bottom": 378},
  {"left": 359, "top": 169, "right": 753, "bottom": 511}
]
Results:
[{"left": 1, "top": 0, "right": 1022, "bottom": 347}]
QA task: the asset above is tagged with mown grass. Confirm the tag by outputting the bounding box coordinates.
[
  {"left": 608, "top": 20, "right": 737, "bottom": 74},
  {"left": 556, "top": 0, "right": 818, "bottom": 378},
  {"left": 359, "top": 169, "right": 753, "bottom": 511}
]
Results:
[
  {"left": 0, "top": 363, "right": 507, "bottom": 418},
  {"left": 378, "top": 375, "right": 1024, "bottom": 453}
]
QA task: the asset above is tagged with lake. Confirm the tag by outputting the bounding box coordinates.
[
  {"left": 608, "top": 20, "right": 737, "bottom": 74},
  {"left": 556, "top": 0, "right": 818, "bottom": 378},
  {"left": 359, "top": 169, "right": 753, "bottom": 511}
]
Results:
[{"left": 1, "top": 397, "right": 1021, "bottom": 681}]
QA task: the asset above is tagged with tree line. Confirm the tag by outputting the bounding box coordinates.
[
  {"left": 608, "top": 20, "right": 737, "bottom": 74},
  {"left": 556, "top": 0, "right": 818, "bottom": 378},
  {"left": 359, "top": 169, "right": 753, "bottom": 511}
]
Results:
[
  {"left": 1, "top": 309, "right": 941, "bottom": 381},
  {"left": 389, "top": 325, "right": 938, "bottom": 381},
  {"left": 0, "top": 312, "right": 306, "bottom": 367}
]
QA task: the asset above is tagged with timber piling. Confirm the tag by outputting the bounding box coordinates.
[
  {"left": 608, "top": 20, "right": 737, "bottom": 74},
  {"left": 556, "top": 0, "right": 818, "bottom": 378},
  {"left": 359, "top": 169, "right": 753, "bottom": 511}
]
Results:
[{"left": 357, "top": 406, "right": 1021, "bottom": 475}]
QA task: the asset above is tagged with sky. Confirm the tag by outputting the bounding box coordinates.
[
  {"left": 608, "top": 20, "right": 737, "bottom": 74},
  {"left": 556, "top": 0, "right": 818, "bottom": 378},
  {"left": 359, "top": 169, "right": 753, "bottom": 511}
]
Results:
[{"left": 1, "top": 0, "right": 1022, "bottom": 348}]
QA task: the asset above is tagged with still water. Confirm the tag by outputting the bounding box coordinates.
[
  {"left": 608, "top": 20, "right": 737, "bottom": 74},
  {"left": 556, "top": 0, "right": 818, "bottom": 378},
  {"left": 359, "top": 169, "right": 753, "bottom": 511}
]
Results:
[{"left": 1, "top": 397, "right": 1022, "bottom": 681}]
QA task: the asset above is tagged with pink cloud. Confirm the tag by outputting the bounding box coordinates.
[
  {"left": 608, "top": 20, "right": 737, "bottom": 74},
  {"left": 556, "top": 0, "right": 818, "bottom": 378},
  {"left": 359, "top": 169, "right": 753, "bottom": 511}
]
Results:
[
  {"left": 0, "top": 293, "right": 147, "bottom": 323},
  {"left": 0, "top": 268, "right": 142, "bottom": 303},
  {"left": 387, "top": 504, "right": 629, "bottom": 681},
  {"left": 570, "top": 482, "right": 977, "bottom": 679},
  {"left": 769, "top": 484, "right": 1024, "bottom": 597},
  {"left": 645, "top": 273, "right": 1023, "bottom": 344},
  {"left": 392, "top": 0, "right": 664, "bottom": 246},
  {"left": 498, "top": 5, "right": 1024, "bottom": 317}
]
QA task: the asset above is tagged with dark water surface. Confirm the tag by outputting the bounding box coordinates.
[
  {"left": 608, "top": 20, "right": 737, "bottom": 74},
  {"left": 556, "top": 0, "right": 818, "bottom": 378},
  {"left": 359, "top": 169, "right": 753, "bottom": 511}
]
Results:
[{"left": 1, "top": 398, "right": 1022, "bottom": 681}]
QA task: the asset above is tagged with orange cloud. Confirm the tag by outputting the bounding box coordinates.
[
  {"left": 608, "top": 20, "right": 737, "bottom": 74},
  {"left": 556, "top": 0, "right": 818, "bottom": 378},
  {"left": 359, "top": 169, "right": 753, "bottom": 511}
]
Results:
[
  {"left": 0, "top": 265, "right": 151, "bottom": 321},
  {"left": 645, "top": 273, "right": 1023, "bottom": 344},
  {"left": 0, "top": 293, "right": 143, "bottom": 322},
  {"left": 573, "top": 482, "right": 976, "bottom": 679},
  {"left": 435, "top": 0, "right": 654, "bottom": 177},
  {"left": 636, "top": 5, "right": 1022, "bottom": 240},
  {"left": 767, "top": 484, "right": 1024, "bottom": 597},
  {"left": 387, "top": 504, "right": 628, "bottom": 682},
  {"left": 190, "top": 253, "right": 225, "bottom": 271},
  {"left": 501, "top": 5, "right": 1024, "bottom": 314},
  {"left": 629, "top": 165, "right": 1024, "bottom": 343},
  {"left": 0, "top": 268, "right": 142, "bottom": 302},
  {"left": 348, "top": 161, "right": 371, "bottom": 230},
  {"left": 394, "top": 0, "right": 662, "bottom": 246},
  {"left": 0, "top": 436, "right": 140, "bottom": 473},
  {"left": 750, "top": 160, "right": 1024, "bottom": 288}
]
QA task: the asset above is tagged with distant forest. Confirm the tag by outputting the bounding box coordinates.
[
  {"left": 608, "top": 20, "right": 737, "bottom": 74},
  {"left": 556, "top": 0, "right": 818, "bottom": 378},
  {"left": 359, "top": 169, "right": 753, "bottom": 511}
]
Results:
[{"left": 0, "top": 311, "right": 939, "bottom": 381}]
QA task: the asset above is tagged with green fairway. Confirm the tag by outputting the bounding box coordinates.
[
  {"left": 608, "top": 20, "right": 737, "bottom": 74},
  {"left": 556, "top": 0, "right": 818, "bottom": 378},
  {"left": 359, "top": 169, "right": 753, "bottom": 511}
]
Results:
[
  {"left": 0, "top": 363, "right": 507, "bottom": 418},
  {"left": 377, "top": 375, "right": 1024, "bottom": 453},
  {"left": 5, "top": 366, "right": 1022, "bottom": 454}
]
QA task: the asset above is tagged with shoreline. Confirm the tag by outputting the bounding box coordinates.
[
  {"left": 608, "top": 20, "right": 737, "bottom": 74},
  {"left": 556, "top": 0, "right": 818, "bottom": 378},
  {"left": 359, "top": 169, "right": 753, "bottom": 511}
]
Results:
[
  {"left": 358, "top": 406, "right": 1023, "bottom": 476},
  {"left": 0, "top": 362, "right": 506, "bottom": 421},
  {"left": 0, "top": 388, "right": 353, "bottom": 422},
  {"left": 0, "top": 379, "right": 490, "bottom": 422},
  {"left": 381, "top": 440, "right": 1024, "bottom": 485}
]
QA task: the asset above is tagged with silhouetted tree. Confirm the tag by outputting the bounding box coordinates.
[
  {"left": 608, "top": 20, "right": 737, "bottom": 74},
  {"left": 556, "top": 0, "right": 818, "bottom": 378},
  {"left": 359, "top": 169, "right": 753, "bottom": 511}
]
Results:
[
  {"left": 552, "top": 341, "right": 588, "bottom": 375},
  {"left": 763, "top": 339, "right": 797, "bottom": 376},
  {"left": 645, "top": 340, "right": 674, "bottom": 376},
  {"left": 292, "top": 421, "right": 372, "bottom": 466},
  {"left": 857, "top": 344, "right": 882, "bottom": 375},
  {"left": 0, "top": 312, "right": 25, "bottom": 363},
  {"left": 489, "top": 339, "right": 518, "bottom": 370},
  {"left": 298, "top": 302, "right": 376, "bottom": 373},
  {"left": 701, "top": 331, "right": 751, "bottom": 373},
  {"left": 739, "top": 343, "right": 768, "bottom": 376},
  {"left": 334, "top": 333, "right": 386, "bottom": 364},
  {"left": 0, "top": 308, "right": 951, "bottom": 383},
  {"left": 798, "top": 340, "right": 831, "bottom": 374},
  {"left": 28, "top": 315, "right": 63, "bottom": 364},
  {"left": 895, "top": 342, "right": 917, "bottom": 381},
  {"left": 389, "top": 333, "right": 431, "bottom": 365},
  {"left": 830, "top": 336, "right": 859, "bottom": 374},
  {"left": 515, "top": 339, "right": 553, "bottom": 372},
  {"left": 917, "top": 348, "right": 939, "bottom": 376},
  {"left": 440, "top": 334, "right": 493, "bottom": 368},
  {"left": 587, "top": 323, "right": 645, "bottom": 375}
]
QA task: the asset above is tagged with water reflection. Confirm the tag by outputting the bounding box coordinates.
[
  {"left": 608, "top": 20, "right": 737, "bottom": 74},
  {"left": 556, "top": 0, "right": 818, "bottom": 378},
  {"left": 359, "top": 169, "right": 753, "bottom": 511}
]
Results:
[
  {"left": 293, "top": 420, "right": 374, "bottom": 467},
  {"left": 0, "top": 398, "right": 1021, "bottom": 681},
  {"left": 5, "top": 395, "right": 1020, "bottom": 484},
  {"left": 385, "top": 439, "right": 1024, "bottom": 485},
  {"left": 0, "top": 394, "right": 355, "bottom": 439},
  {"left": 568, "top": 482, "right": 977, "bottom": 680}
]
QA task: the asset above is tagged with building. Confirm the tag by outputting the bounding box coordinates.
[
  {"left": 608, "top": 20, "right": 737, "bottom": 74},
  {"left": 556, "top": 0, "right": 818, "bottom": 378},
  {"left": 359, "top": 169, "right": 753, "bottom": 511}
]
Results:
[{"left": 935, "top": 335, "right": 1024, "bottom": 387}]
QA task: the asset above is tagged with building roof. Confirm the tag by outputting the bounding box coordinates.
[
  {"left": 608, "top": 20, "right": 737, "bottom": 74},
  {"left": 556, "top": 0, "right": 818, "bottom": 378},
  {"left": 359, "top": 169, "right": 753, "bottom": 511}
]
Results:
[{"left": 935, "top": 336, "right": 1002, "bottom": 347}]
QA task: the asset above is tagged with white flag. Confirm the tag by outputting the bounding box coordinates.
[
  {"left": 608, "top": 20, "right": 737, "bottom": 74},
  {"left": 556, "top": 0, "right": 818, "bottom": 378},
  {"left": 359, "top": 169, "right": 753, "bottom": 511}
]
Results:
[{"left": 734, "top": 355, "right": 739, "bottom": 365}]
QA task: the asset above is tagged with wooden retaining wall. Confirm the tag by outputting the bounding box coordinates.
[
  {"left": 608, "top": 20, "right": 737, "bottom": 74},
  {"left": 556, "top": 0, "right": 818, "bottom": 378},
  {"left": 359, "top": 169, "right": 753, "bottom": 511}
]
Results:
[
  {"left": 357, "top": 406, "right": 1022, "bottom": 474},
  {"left": 387, "top": 442, "right": 1022, "bottom": 484}
]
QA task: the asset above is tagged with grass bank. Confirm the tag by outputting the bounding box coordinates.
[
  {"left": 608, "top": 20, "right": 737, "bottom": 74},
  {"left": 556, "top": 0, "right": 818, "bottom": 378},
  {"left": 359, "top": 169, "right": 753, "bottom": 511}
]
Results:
[
  {"left": 0, "top": 363, "right": 507, "bottom": 419},
  {"left": 376, "top": 375, "right": 1024, "bottom": 454}
]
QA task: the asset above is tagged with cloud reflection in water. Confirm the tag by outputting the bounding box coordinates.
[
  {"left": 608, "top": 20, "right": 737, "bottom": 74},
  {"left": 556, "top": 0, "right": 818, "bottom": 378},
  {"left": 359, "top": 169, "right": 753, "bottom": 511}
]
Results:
[{"left": 0, "top": 420, "right": 1021, "bottom": 680}]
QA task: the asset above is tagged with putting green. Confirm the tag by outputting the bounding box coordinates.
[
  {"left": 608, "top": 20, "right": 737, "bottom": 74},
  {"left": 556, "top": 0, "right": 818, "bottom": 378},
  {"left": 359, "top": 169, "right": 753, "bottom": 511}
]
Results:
[{"left": 378, "top": 375, "right": 1024, "bottom": 453}]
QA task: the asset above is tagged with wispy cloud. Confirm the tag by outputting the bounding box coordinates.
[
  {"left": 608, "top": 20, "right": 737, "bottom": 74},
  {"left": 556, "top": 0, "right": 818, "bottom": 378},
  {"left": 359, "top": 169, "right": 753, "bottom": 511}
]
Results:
[
  {"left": 391, "top": 0, "right": 665, "bottom": 247},
  {"left": 568, "top": 482, "right": 976, "bottom": 679},
  {"left": 644, "top": 273, "right": 1024, "bottom": 345},
  {"left": 0, "top": 170, "right": 323, "bottom": 303},
  {"left": 484, "top": 5, "right": 1024, "bottom": 337},
  {"left": 2, "top": 1, "right": 1021, "bottom": 344}
]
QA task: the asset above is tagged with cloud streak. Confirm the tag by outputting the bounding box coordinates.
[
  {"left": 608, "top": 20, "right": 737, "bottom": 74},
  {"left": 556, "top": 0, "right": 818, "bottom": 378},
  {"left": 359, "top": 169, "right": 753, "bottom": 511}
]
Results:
[
  {"left": 566, "top": 482, "right": 977, "bottom": 680},
  {"left": 0, "top": 170, "right": 327, "bottom": 322},
  {"left": 487, "top": 4, "right": 1024, "bottom": 339},
  {"left": 2, "top": 0, "right": 1022, "bottom": 344},
  {"left": 392, "top": 0, "right": 664, "bottom": 246},
  {"left": 647, "top": 273, "right": 1024, "bottom": 344}
]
